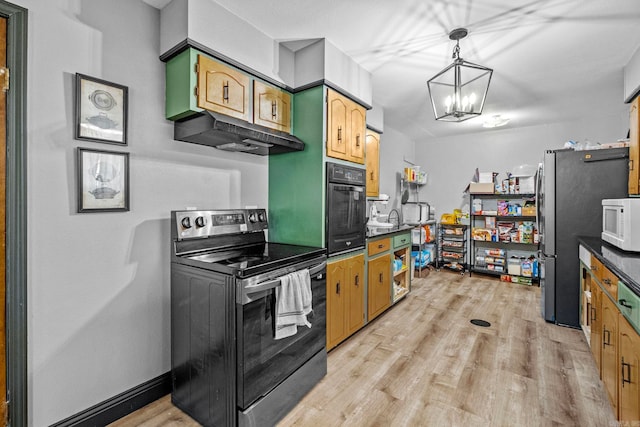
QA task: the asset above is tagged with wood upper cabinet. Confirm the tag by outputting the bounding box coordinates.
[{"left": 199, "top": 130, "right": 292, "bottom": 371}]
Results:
[
  {"left": 368, "top": 252, "right": 391, "bottom": 321},
  {"left": 327, "top": 253, "right": 365, "bottom": 350},
  {"left": 602, "top": 294, "right": 619, "bottom": 414},
  {"left": 327, "top": 89, "right": 348, "bottom": 159},
  {"left": 630, "top": 96, "right": 639, "bottom": 195},
  {"left": 349, "top": 103, "right": 366, "bottom": 163},
  {"left": 326, "top": 88, "right": 366, "bottom": 164},
  {"left": 619, "top": 313, "right": 640, "bottom": 422},
  {"left": 253, "top": 80, "right": 291, "bottom": 133},
  {"left": 196, "top": 54, "right": 250, "bottom": 121},
  {"left": 365, "top": 129, "right": 380, "bottom": 197}
]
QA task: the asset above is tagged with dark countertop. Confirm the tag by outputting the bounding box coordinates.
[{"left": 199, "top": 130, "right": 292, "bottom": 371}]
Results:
[
  {"left": 366, "top": 224, "right": 414, "bottom": 239},
  {"left": 578, "top": 236, "right": 640, "bottom": 296}
]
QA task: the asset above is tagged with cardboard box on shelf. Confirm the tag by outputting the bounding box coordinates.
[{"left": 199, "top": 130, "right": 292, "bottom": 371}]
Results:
[
  {"left": 469, "top": 182, "right": 495, "bottom": 194},
  {"left": 478, "top": 172, "right": 498, "bottom": 183}
]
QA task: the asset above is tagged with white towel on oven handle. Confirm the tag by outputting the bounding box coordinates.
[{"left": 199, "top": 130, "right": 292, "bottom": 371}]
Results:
[{"left": 274, "top": 269, "right": 312, "bottom": 340}]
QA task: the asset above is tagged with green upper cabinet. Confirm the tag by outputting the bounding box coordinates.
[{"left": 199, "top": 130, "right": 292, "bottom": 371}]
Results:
[
  {"left": 165, "top": 47, "right": 292, "bottom": 133},
  {"left": 165, "top": 48, "right": 202, "bottom": 121}
]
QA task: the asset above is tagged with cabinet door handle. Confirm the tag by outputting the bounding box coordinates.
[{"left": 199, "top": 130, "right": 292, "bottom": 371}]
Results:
[
  {"left": 378, "top": 244, "right": 384, "bottom": 249},
  {"left": 370, "top": 171, "right": 374, "bottom": 180},
  {"left": 591, "top": 306, "right": 596, "bottom": 322},
  {"left": 271, "top": 100, "right": 277, "bottom": 119},
  {"left": 630, "top": 159, "right": 635, "bottom": 171},
  {"left": 336, "top": 282, "right": 340, "bottom": 295},
  {"left": 356, "top": 134, "right": 360, "bottom": 147},
  {"left": 603, "top": 328, "right": 611, "bottom": 347},
  {"left": 337, "top": 126, "right": 342, "bottom": 143},
  {"left": 620, "top": 299, "right": 633, "bottom": 310},
  {"left": 355, "top": 274, "right": 359, "bottom": 287},
  {"left": 379, "top": 272, "right": 383, "bottom": 283},
  {"left": 622, "top": 357, "right": 632, "bottom": 387},
  {"left": 603, "top": 278, "right": 612, "bottom": 285},
  {"left": 222, "top": 81, "right": 229, "bottom": 102}
]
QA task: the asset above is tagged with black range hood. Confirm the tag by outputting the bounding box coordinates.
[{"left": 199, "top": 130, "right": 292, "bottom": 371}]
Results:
[{"left": 174, "top": 111, "right": 305, "bottom": 155}]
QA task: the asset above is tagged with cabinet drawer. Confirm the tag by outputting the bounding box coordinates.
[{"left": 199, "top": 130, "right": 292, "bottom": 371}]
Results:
[
  {"left": 618, "top": 282, "right": 640, "bottom": 330},
  {"left": 368, "top": 238, "right": 390, "bottom": 257},
  {"left": 393, "top": 233, "right": 411, "bottom": 248},
  {"left": 600, "top": 265, "right": 618, "bottom": 300}
]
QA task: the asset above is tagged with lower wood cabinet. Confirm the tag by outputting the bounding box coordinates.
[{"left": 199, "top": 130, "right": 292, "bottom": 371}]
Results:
[
  {"left": 602, "top": 294, "right": 619, "bottom": 413},
  {"left": 326, "top": 253, "right": 365, "bottom": 350},
  {"left": 582, "top": 247, "right": 640, "bottom": 421},
  {"left": 619, "top": 313, "right": 640, "bottom": 422},
  {"left": 367, "top": 252, "right": 391, "bottom": 321},
  {"left": 591, "top": 283, "right": 602, "bottom": 369}
]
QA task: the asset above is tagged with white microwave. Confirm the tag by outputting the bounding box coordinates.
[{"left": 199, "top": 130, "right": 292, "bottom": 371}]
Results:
[{"left": 602, "top": 198, "right": 640, "bottom": 252}]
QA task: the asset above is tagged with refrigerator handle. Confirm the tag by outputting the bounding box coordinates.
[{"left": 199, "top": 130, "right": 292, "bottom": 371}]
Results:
[
  {"left": 535, "top": 162, "right": 542, "bottom": 234},
  {"left": 538, "top": 249, "right": 557, "bottom": 259}
]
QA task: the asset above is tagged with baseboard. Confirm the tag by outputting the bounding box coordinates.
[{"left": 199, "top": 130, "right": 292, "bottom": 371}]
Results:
[{"left": 51, "top": 372, "right": 171, "bottom": 427}]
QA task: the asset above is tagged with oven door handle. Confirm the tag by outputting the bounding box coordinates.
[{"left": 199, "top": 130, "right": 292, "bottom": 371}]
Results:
[
  {"left": 241, "top": 261, "right": 326, "bottom": 304},
  {"left": 333, "top": 185, "right": 363, "bottom": 193}
]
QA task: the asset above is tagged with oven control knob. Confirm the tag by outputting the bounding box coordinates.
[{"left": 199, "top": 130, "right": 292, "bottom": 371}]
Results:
[
  {"left": 195, "top": 216, "right": 206, "bottom": 228},
  {"left": 249, "top": 212, "right": 258, "bottom": 223},
  {"left": 181, "top": 217, "right": 192, "bottom": 229},
  {"left": 258, "top": 212, "right": 266, "bottom": 222}
]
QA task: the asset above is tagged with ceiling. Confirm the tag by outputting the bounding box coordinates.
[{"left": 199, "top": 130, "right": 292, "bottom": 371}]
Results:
[{"left": 144, "top": 0, "right": 640, "bottom": 141}]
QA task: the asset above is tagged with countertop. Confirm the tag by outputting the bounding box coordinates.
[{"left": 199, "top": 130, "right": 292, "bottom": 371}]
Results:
[
  {"left": 578, "top": 236, "right": 640, "bottom": 296},
  {"left": 366, "top": 224, "right": 414, "bottom": 239}
]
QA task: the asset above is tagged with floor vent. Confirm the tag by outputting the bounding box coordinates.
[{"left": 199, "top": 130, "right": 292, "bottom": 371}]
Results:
[{"left": 470, "top": 319, "right": 491, "bottom": 327}]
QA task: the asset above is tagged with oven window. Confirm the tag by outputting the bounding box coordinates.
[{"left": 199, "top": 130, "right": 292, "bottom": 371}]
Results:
[
  {"left": 326, "top": 183, "right": 366, "bottom": 253},
  {"left": 236, "top": 272, "right": 326, "bottom": 409}
]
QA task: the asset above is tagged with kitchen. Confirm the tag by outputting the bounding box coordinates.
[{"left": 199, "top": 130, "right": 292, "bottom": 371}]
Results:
[{"left": 4, "top": 0, "right": 640, "bottom": 426}]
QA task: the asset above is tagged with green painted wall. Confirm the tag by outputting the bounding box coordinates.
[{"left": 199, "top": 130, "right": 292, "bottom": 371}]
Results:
[{"left": 269, "top": 85, "right": 325, "bottom": 246}]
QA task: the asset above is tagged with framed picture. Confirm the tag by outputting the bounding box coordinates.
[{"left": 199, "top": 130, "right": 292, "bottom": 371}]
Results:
[
  {"left": 77, "top": 148, "right": 129, "bottom": 213},
  {"left": 75, "top": 73, "right": 128, "bottom": 145}
]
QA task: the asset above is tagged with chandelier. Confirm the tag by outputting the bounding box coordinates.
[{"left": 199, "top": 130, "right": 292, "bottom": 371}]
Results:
[{"left": 427, "top": 28, "right": 493, "bottom": 122}]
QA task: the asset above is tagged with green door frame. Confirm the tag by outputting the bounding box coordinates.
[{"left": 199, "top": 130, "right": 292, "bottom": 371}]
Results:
[{"left": 1, "top": 1, "right": 27, "bottom": 426}]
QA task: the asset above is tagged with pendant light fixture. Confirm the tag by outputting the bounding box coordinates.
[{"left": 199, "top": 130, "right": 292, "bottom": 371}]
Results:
[{"left": 427, "top": 28, "right": 493, "bottom": 122}]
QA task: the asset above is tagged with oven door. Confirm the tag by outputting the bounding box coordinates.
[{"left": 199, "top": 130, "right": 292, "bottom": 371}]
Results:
[
  {"left": 326, "top": 183, "right": 366, "bottom": 254},
  {"left": 236, "top": 258, "right": 326, "bottom": 411}
]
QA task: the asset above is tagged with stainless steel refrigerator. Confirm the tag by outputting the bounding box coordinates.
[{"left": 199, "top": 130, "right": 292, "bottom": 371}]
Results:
[{"left": 539, "top": 147, "right": 629, "bottom": 327}]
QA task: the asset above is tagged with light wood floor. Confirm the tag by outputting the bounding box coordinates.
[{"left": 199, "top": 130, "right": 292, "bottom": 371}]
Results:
[{"left": 110, "top": 271, "right": 616, "bottom": 427}]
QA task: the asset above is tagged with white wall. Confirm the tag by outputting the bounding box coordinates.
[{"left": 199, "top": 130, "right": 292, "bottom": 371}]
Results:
[
  {"left": 375, "top": 127, "right": 415, "bottom": 217},
  {"left": 412, "top": 106, "right": 630, "bottom": 217},
  {"left": 19, "top": 1, "right": 268, "bottom": 425}
]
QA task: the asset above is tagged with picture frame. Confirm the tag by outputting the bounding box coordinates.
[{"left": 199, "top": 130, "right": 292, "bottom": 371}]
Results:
[
  {"left": 75, "top": 73, "right": 128, "bottom": 145},
  {"left": 77, "top": 147, "right": 130, "bottom": 213}
]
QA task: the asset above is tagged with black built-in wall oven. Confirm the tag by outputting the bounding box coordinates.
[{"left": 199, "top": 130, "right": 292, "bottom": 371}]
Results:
[{"left": 326, "top": 162, "right": 366, "bottom": 255}]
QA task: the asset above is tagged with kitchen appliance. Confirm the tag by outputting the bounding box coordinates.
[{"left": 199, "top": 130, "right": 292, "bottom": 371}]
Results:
[
  {"left": 539, "top": 147, "right": 629, "bottom": 327},
  {"left": 326, "top": 162, "right": 366, "bottom": 255},
  {"left": 170, "top": 209, "right": 327, "bottom": 427},
  {"left": 174, "top": 110, "right": 305, "bottom": 155},
  {"left": 602, "top": 198, "right": 640, "bottom": 252},
  {"left": 402, "top": 202, "right": 431, "bottom": 224}
]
